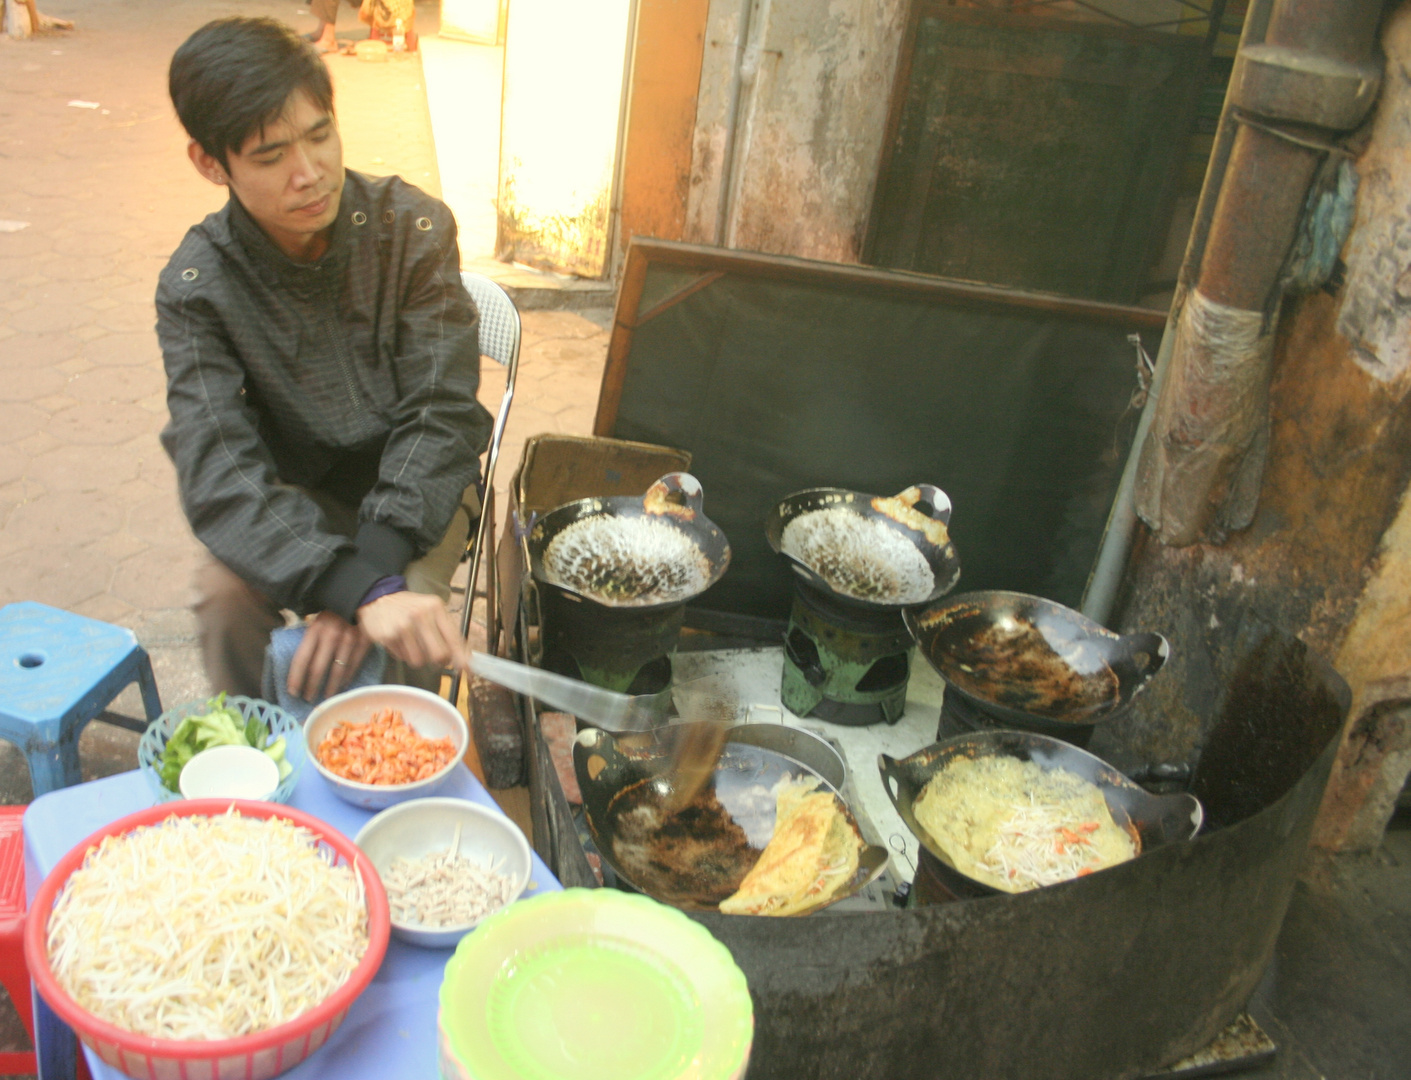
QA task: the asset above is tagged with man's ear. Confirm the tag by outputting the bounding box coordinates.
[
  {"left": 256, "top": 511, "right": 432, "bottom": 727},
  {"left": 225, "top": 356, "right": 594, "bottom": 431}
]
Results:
[{"left": 187, "top": 139, "right": 229, "bottom": 187}]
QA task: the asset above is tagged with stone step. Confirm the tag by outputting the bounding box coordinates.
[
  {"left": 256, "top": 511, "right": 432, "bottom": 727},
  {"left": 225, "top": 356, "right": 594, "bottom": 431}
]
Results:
[{"left": 462, "top": 256, "right": 616, "bottom": 313}]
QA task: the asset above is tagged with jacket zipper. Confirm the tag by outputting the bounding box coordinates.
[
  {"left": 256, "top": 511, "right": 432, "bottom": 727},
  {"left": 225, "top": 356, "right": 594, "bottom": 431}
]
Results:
[{"left": 321, "top": 305, "right": 374, "bottom": 436}]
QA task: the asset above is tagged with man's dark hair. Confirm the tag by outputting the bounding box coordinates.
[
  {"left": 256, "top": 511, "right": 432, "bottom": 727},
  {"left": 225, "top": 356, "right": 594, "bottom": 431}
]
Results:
[{"left": 169, "top": 17, "right": 334, "bottom": 168}]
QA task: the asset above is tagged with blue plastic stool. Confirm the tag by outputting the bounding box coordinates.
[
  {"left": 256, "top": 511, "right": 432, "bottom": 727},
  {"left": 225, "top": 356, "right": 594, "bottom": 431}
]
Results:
[{"left": 0, "top": 602, "right": 163, "bottom": 796}]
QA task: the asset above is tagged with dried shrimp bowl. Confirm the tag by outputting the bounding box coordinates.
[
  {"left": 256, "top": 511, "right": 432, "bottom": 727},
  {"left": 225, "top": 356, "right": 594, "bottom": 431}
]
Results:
[
  {"left": 25, "top": 800, "right": 390, "bottom": 1080},
  {"left": 305, "top": 686, "right": 470, "bottom": 810}
]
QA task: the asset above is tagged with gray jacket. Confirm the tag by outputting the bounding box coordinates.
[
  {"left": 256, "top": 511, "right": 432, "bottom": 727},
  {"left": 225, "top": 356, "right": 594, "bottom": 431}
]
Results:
[{"left": 156, "top": 171, "right": 492, "bottom": 620}]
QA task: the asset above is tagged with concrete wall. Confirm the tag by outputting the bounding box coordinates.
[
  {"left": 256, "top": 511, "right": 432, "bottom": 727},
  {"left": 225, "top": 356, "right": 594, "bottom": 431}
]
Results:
[
  {"left": 682, "top": 0, "right": 908, "bottom": 262},
  {"left": 1111, "top": 1, "right": 1411, "bottom": 852},
  {"left": 617, "top": 0, "right": 712, "bottom": 259}
]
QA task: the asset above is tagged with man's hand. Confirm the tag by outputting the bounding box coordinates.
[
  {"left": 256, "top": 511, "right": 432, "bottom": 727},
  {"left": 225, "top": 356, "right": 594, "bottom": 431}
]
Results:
[
  {"left": 288, "top": 611, "right": 372, "bottom": 702},
  {"left": 358, "top": 591, "right": 467, "bottom": 671}
]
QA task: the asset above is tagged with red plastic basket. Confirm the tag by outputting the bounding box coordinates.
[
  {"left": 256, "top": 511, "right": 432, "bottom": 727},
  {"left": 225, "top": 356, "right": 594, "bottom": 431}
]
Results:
[{"left": 24, "top": 800, "right": 391, "bottom": 1080}]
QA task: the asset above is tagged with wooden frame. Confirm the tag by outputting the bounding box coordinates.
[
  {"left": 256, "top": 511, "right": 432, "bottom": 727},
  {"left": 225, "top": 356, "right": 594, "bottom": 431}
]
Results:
[{"left": 595, "top": 237, "right": 1165, "bottom": 436}]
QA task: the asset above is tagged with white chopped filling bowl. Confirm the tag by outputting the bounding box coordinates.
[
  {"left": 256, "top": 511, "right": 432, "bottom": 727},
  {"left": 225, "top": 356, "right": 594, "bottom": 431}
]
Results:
[
  {"left": 304, "top": 685, "right": 470, "bottom": 810},
  {"left": 355, "top": 797, "right": 533, "bottom": 949}
]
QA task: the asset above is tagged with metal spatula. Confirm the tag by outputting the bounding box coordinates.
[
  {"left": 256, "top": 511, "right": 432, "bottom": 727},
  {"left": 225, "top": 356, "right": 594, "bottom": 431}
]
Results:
[
  {"left": 468, "top": 652, "right": 670, "bottom": 732},
  {"left": 468, "top": 652, "right": 738, "bottom": 805}
]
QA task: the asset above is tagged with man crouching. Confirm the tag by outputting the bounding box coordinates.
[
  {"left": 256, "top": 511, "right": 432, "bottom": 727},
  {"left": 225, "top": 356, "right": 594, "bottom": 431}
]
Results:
[{"left": 158, "top": 17, "right": 490, "bottom": 702}]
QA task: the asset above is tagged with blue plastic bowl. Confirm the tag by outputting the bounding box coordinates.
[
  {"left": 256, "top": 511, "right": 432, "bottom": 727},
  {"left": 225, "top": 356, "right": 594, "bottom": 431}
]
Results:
[{"left": 137, "top": 696, "right": 304, "bottom": 805}]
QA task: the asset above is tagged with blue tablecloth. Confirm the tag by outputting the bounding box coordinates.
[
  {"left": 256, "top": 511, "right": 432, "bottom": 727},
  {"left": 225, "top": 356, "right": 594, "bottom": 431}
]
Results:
[{"left": 23, "top": 766, "right": 560, "bottom": 1079}]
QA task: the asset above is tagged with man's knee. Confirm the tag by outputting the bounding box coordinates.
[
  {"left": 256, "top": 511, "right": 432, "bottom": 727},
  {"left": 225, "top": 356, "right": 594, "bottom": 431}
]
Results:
[{"left": 193, "top": 557, "right": 281, "bottom": 628}]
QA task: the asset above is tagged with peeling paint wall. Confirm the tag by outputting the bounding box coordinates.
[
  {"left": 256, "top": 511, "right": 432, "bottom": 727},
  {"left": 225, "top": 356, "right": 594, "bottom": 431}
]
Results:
[
  {"left": 618, "top": 0, "right": 712, "bottom": 256},
  {"left": 684, "top": 0, "right": 908, "bottom": 261},
  {"left": 1108, "top": 2, "right": 1411, "bottom": 851},
  {"left": 1337, "top": 56, "right": 1411, "bottom": 381}
]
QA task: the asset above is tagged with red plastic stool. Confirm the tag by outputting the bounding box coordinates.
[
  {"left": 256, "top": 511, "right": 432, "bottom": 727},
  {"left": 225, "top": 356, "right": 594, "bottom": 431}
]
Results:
[{"left": 0, "top": 805, "right": 35, "bottom": 1074}]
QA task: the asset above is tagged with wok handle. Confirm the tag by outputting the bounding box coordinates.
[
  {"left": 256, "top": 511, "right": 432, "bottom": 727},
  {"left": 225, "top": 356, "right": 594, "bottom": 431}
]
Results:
[
  {"left": 645, "top": 472, "right": 705, "bottom": 516},
  {"left": 1120, "top": 631, "right": 1170, "bottom": 675},
  {"left": 877, "top": 753, "right": 907, "bottom": 811},
  {"left": 892, "top": 484, "right": 953, "bottom": 525}
]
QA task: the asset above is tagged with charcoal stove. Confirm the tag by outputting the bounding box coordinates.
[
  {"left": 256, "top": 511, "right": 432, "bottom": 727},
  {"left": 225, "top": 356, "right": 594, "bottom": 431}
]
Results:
[
  {"left": 781, "top": 580, "right": 913, "bottom": 725},
  {"left": 537, "top": 585, "right": 680, "bottom": 694},
  {"left": 765, "top": 485, "right": 962, "bottom": 726},
  {"left": 526, "top": 473, "right": 730, "bottom": 696}
]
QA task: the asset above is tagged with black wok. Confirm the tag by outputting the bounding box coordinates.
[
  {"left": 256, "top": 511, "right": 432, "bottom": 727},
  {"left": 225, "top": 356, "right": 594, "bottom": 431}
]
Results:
[
  {"left": 906, "top": 590, "right": 1168, "bottom": 732},
  {"left": 527, "top": 472, "right": 731, "bottom": 610},
  {"left": 764, "top": 485, "right": 961, "bottom": 611},
  {"left": 574, "top": 723, "right": 889, "bottom": 914},
  {"left": 880, "top": 730, "right": 1202, "bottom": 899}
]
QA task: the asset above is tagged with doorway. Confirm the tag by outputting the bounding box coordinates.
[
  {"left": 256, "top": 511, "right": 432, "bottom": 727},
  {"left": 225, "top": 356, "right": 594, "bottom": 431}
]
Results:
[{"left": 422, "top": 0, "right": 635, "bottom": 279}]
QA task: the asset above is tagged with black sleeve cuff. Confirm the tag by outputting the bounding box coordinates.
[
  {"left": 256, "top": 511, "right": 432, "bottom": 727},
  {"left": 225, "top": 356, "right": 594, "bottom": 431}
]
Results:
[
  {"left": 355, "top": 520, "right": 418, "bottom": 579},
  {"left": 309, "top": 551, "right": 387, "bottom": 623}
]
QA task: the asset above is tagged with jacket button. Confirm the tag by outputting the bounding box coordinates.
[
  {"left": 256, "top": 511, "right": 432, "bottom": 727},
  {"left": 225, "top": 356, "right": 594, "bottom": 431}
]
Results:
[
  {"left": 181, "top": 268, "right": 198, "bottom": 281},
  {"left": 383, "top": 210, "right": 396, "bottom": 224},
  {"left": 416, "top": 217, "right": 433, "bottom": 231},
  {"left": 352, "top": 211, "right": 367, "bottom": 225}
]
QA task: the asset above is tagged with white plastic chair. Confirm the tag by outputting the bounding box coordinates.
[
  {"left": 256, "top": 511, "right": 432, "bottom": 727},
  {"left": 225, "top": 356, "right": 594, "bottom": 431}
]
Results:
[{"left": 450, "top": 272, "right": 521, "bottom": 705}]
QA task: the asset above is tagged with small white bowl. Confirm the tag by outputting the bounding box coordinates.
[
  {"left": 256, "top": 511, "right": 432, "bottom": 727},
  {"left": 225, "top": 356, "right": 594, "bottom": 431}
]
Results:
[
  {"left": 178, "top": 745, "right": 281, "bottom": 801},
  {"left": 355, "top": 797, "right": 532, "bottom": 948},
  {"left": 305, "top": 685, "right": 470, "bottom": 810}
]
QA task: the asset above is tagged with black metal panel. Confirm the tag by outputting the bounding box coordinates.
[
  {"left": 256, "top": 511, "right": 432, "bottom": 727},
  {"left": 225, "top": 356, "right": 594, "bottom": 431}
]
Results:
[
  {"left": 866, "top": 5, "right": 1206, "bottom": 303},
  {"left": 602, "top": 243, "right": 1161, "bottom": 621},
  {"left": 686, "top": 625, "right": 1348, "bottom": 1080}
]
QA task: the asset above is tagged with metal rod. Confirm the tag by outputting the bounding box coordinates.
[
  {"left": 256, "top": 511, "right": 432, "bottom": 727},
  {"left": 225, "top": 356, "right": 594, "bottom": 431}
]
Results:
[
  {"left": 606, "top": 0, "right": 643, "bottom": 280},
  {"left": 1081, "top": 308, "right": 1178, "bottom": 625},
  {"left": 1082, "top": 0, "right": 1266, "bottom": 620},
  {"left": 450, "top": 336, "right": 520, "bottom": 708},
  {"left": 715, "top": 0, "right": 759, "bottom": 246}
]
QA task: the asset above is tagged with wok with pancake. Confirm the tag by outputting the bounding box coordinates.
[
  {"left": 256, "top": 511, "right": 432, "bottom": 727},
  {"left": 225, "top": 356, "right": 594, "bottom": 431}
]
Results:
[
  {"left": 880, "top": 730, "right": 1203, "bottom": 898},
  {"left": 764, "top": 485, "right": 961, "bottom": 610},
  {"left": 526, "top": 472, "right": 730, "bottom": 610},
  {"left": 574, "top": 723, "right": 888, "bottom": 915}
]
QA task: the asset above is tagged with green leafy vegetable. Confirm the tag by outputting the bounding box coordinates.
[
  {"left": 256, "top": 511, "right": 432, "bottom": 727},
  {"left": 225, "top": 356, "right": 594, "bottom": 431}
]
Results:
[{"left": 155, "top": 694, "right": 291, "bottom": 793}]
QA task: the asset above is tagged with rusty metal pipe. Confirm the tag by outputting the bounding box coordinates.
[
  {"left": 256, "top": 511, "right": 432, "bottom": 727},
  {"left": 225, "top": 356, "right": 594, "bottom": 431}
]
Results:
[
  {"left": 1135, "top": 0, "right": 1384, "bottom": 547},
  {"left": 1196, "top": 127, "right": 1321, "bottom": 311},
  {"left": 1266, "top": 0, "right": 1385, "bottom": 57},
  {"left": 1198, "top": 0, "right": 1384, "bottom": 309}
]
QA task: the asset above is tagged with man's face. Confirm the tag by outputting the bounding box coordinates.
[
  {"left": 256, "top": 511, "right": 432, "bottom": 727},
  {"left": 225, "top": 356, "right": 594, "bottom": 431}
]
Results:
[{"left": 194, "top": 89, "right": 344, "bottom": 261}]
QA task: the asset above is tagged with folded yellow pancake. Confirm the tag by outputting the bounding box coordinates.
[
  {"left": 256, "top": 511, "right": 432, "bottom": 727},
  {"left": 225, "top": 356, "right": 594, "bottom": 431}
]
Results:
[{"left": 719, "top": 778, "right": 862, "bottom": 916}]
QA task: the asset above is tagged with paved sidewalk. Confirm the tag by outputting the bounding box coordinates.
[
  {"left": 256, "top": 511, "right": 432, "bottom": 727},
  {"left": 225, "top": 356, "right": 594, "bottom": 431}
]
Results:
[{"left": 0, "top": 0, "right": 609, "bottom": 803}]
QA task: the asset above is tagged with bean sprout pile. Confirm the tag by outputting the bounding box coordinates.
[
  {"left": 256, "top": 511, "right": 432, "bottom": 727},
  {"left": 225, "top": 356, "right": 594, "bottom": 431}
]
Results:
[{"left": 46, "top": 811, "right": 368, "bottom": 1040}]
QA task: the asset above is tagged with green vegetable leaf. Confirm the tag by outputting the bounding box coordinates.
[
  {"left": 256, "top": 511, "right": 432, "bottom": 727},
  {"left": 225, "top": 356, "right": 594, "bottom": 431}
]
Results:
[
  {"left": 244, "top": 715, "right": 269, "bottom": 749},
  {"left": 154, "top": 694, "right": 258, "bottom": 793}
]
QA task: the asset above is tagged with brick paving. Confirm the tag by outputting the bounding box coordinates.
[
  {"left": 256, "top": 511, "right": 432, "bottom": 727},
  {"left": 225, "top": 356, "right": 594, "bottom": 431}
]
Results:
[
  {"left": 0, "top": 2, "right": 607, "bottom": 1058},
  {"left": 0, "top": 0, "right": 609, "bottom": 804}
]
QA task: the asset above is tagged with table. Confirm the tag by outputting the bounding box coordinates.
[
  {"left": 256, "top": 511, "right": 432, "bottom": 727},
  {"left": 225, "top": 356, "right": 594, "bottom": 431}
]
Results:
[{"left": 23, "top": 766, "right": 561, "bottom": 1080}]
